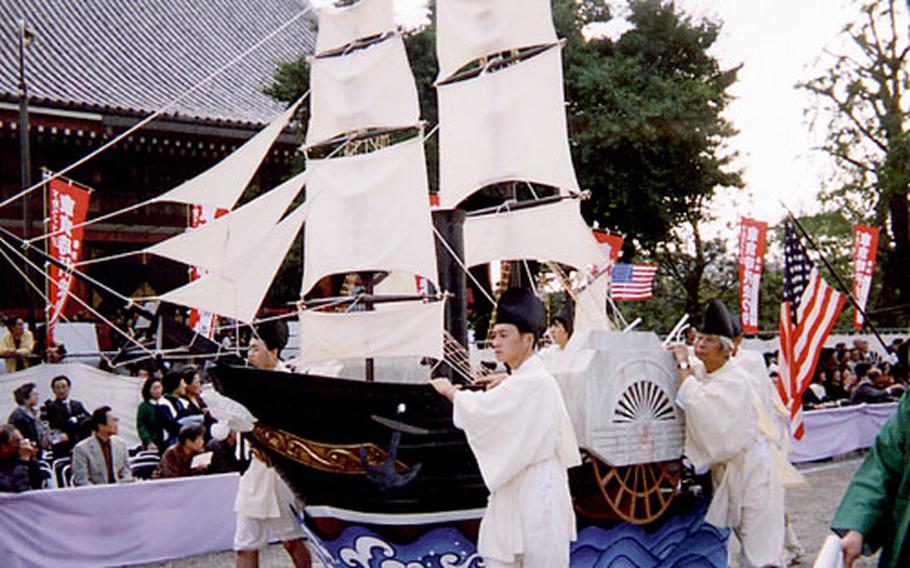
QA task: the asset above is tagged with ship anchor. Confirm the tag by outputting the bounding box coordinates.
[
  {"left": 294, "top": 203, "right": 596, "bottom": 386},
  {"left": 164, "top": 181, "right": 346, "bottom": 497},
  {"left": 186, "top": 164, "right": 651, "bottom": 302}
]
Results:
[{"left": 359, "top": 414, "right": 426, "bottom": 490}]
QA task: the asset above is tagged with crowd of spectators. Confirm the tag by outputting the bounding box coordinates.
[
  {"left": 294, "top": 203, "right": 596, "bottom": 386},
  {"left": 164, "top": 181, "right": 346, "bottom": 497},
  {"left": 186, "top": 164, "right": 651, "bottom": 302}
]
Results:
[
  {"left": 792, "top": 338, "right": 909, "bottom": 409},
  {"left": 0, "top": 365, "right": 247, "bottom": 494}
]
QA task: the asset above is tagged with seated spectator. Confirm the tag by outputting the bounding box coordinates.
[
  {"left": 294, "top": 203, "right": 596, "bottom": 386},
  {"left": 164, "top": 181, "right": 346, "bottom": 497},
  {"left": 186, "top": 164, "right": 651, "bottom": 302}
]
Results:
[
  {"left": 159, "top": 370, "right": 190, "bottom": 445},
  {"left": 0, "top": 317, "right": 35, "bottom": 373},
  {"left": 0, "top": 424, "right": 42, "bottom": 492},
  {"left": 8, "top": 383, "right": 49, "bottom": 450},
  {"left": 802, "top": 376, "right": 827, "bottom": 407},
  {"left": 45, "top": 342, "right": 66, "bottom": 364},
  {"left": 136, "top": 376, "right": 168, "bottom": 452},
  {"left": 206, "top": 423, "right": 245, "bottom": 474},
  {"left": 851, "top": 367, "right": 905, "bottom": 405},
  {"left": 183, "top": 367, "right": 215, "bottom": 433},
  {"left": 43, "top": 375, "right": 91, "bottom": 458},
  {"left": 822, "top": 370, "right": 850, "bottom": 402},
  {"left": 153, "top": 423, "right": 208, "bottom": 479},
  {"left": 72, "top": 406, "right": 133, "bottom": 486}
]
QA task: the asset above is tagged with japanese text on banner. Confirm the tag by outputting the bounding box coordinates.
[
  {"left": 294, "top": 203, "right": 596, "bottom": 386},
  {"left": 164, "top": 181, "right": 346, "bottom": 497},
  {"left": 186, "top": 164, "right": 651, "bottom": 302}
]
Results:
[
  {"left": 47, "top": 179, "right": 91, "bottom": 345},
  {"left": 188, "top": 205, "right": 229, "bottom": 338},
  {"left": 852, "top": 225, "right": 879, "bottom": 330},
  {"left": 738, "top": 218, "right": 767, "bottom": 334}
]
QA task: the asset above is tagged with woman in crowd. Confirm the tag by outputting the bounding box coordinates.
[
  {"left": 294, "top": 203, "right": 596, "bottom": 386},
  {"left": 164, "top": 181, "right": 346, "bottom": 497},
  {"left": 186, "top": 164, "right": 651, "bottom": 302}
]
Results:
[
  {"left": 136, "top": 376, "right": 168, "bottom": 452},
  {"left": 183, "top": 367, "right": 215, "bottom": 433}
]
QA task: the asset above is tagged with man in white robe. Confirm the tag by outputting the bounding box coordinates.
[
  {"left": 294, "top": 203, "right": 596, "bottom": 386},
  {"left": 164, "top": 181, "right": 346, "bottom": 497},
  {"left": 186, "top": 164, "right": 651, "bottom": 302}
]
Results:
[
  {"left": 431, "top": 288, "right": 581, "bottom": 568},
  {"left": 671, "top": 299, "right": 785, "bottom": 567},
  {"left": 233, "top": 321, "right": 311, "bottom": 568}
]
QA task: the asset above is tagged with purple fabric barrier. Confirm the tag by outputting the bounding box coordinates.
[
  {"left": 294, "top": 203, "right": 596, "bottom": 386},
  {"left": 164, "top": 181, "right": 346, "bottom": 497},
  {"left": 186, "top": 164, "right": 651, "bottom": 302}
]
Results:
[
  {"left": 789, "top": 402, "right": 898, "bottom": 463},
  {"left": 0, "top": 473, "right": 239, "bottom": 567}
]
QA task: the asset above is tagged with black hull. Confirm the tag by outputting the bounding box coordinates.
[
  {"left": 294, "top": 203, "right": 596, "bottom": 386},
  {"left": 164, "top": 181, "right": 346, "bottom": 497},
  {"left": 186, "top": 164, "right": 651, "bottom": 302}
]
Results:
[{"left": 210, "top": 364, "right": 489, "bottom": 516}]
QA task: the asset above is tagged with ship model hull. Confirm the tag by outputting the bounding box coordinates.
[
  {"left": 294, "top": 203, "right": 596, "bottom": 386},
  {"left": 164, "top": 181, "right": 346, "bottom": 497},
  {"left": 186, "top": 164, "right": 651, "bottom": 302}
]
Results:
[{"left": 210, "top": 363, "right": 489, "bottom": 517}]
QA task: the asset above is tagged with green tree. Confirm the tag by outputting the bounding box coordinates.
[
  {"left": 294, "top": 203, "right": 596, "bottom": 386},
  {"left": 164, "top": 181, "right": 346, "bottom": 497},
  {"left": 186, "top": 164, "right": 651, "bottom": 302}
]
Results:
[{"left": 800, "top": 0, "right": 910, "bottom": 326}]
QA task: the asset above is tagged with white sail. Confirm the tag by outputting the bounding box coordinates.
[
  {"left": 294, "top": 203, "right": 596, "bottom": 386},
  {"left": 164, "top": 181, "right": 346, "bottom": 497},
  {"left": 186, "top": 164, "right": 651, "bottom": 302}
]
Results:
[
  {"left": 301, "top": 137, "right": 437, "bottom": 295},
  {"left": 158, "top": 201, "right": 309, "bottom": 323},
  {"left": 315, "top": 0, "right": 396, "bottom": 55},
  {"left": 297, "top": 301, "right": 444, "bottom": 364},
  {"left": 463, "top": 200, "right": 606, "bottom": 271},
  {"left": 306, "top": 35, "right": 421, "bottom": 148},
  {"left": 146, "top": 172, "right": 306, "bottom": 272},
  {"left": 574, "top": 276, "right": 610, "bottom": 332},
  {"left": 436, "top": 0, "right": 558, "bottom": 81},
  {"left": 154, "top": 97, "right": 303, "bottom": 210},
  {"left": 437, "top": 45, "right": 579, "bottom": 209}
]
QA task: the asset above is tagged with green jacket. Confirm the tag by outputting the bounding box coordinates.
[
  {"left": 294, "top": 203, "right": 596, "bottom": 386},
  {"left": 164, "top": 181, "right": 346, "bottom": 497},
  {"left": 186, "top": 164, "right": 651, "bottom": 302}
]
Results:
[{"left": 831, "top": 394, "right": 910, "bottom": 567}]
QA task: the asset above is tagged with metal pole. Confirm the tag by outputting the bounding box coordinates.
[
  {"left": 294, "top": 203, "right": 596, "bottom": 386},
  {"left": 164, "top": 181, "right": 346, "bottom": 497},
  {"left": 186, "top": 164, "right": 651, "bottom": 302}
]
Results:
[
  {"left": 433, "top": 208, "right": 467, "bottom": 381},
  {"left": 17, "top": 20, "right": 35, "bottom": 335}
]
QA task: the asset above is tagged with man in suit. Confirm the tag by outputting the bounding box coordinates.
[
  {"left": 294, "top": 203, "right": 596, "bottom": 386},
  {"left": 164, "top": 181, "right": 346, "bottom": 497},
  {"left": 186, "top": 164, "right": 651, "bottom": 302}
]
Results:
[
  {"left": 72, "top": 406, "right": 133, "bottom": 486},
  {"left": 43, "top": 375, "right": 91, "bottom": 458}
]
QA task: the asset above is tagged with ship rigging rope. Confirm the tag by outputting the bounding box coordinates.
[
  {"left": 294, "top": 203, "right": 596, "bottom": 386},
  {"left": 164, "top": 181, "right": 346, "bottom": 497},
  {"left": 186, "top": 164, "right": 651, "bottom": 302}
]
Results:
[
  {"left": 0, "top": 3, "right": 316, "bottom": 213},
  {"left": 432, "top": 227, "right": 497, "bottom": 307},
  {"left": 0, "top": 236, "right": 154, "bottom": 360}
]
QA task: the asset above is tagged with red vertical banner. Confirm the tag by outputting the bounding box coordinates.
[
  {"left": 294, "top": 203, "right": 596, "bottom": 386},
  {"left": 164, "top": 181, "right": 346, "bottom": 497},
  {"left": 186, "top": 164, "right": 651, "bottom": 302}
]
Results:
[
  {"left": 852, "top": 225, "right": 879, "bottom": 330},
  {"left": 738, "top": 218, "right": 767, "bottom": 334},
  {"left": 188, "top": 205, "right": 228, "bottom": 337},
  {"left": 47, "top": 179, "right": 91, "bottom": 345},
  {"left": 591, "top": 230, "right": 624, "bottom": 279}
]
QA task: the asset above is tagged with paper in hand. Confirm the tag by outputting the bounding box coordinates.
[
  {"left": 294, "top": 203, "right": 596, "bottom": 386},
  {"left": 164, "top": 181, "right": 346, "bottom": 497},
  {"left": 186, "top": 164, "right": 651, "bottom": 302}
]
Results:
[
  {"left": 190, "top": 451, "right": 213, "bottom": 469},
  {"left": 813, "top": 534, "right": 844, "bottom": 568}
]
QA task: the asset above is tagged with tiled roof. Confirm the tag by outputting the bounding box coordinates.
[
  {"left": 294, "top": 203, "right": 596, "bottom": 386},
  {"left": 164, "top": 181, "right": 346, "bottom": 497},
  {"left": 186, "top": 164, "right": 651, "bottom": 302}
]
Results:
[{"left": 0, "top": 0, "right": 316, "bottom": 127}]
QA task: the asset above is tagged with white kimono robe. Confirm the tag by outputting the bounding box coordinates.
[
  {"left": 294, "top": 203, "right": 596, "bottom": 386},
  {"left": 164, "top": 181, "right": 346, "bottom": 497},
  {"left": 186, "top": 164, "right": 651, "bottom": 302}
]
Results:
[
  {"left": 453, "top": 355, "right": 581, "bottom": 567},
  {"left": 676, "top": 360, "right": 785, "bottom": 567}
]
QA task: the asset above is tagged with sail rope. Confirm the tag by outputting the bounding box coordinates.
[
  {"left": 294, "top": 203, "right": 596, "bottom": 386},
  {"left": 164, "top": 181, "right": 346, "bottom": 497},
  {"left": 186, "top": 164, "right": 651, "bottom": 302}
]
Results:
[
  {"left": 26, "top": 91, "right": 310, "bottom": 247},
  {"left": 0, "top": 4, "right": 316, "bottom": 214},
  {"left": 0, "top": 237, "right": 155, "bottom": 361},
  {"left": 431, "top": 226, "right": 497, "bottom": 306}
]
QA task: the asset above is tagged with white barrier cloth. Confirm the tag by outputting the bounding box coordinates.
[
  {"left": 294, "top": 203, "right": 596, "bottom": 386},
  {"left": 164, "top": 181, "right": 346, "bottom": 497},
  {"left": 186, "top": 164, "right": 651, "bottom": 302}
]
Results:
[
  {"left": 790, "top": 402, "right": 898, "bottom": 463},
  {"left": 0, "top": 474, "right": 239, "bottom": 568}
]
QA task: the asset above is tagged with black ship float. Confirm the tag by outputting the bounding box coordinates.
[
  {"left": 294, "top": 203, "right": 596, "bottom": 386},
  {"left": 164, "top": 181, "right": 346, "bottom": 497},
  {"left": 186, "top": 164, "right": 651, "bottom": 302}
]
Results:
[{"left": 1, "top": 0, "right": 730, "bottom": 565}]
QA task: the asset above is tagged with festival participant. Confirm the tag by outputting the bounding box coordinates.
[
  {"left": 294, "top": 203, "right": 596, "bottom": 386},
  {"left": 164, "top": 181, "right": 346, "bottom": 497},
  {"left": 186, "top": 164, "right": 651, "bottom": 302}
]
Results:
[
  {"left": 71, "top": 406, "right": 133, "bottom": 486},
  {"left": 136, "top": 376, "right": 168, "bottom": 452},
  {"left": 549, "top": 304, "right": 574, "bottom": 351},
  {"left": 154, "top": 423, "right": 208, "bottom": 478},
  {"left": 0, "top": 424, "right": 42, "bottom": 492},
  {"left": 7, "top": 383, "right": 48, "bottom": 450},
  {"left": 0, "top": 317, "right": 35, "bottom": 372},
  {"left": 669, "top": 299, "right": 785, "bottom": 567},
  {"left": 832, "top": 391, "right": 910, "bottom": 567},
  {"left": 234, "top": 320, "right": 311, "bottom": 568},
  {"left": 43, "top": 375, "right": 91, "bottom": 458},
  {"left": 728, "top": 311, "right": 806, "bottom": 565},
  {"left": 431, "top": 288, "right": 581, "bottom": 568}
]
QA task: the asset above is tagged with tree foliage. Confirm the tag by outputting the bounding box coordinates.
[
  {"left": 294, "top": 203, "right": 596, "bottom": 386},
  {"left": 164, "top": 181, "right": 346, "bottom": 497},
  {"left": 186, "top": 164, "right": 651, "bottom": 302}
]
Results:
[{"left": 799, "top": 0, "right": 910, "bottom": 325}]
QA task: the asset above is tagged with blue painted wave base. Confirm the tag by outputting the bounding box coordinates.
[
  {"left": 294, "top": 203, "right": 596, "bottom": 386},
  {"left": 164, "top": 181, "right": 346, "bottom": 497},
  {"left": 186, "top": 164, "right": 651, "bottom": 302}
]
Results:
[{"left": 304, "top": 503, "right": 728, "bottom": 567}]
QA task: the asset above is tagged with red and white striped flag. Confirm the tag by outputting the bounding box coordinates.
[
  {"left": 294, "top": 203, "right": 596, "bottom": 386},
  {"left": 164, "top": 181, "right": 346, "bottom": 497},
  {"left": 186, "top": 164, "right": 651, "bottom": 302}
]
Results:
[
  {"left": 777, "top": 223, "right": 845, "bottom": 439},
  {"left": 610, "top": 263, "right": 657, "bottom": 301}
]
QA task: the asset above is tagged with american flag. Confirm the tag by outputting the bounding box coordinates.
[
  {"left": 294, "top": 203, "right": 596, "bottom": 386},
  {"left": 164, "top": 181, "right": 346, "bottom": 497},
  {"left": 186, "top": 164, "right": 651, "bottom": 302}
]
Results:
[
  {"left": 610, "top": 263, "right": 657, "bottom": 301},
  {"left": 777, "top": 222, "right": 845, "bottom": 439}
]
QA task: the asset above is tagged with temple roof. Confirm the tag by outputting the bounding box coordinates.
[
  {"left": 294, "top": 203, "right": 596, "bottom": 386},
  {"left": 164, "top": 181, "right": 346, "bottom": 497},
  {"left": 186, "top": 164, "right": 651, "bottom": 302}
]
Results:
[{"left": 0, "top": 0, "right": 316, "bottom": 128}]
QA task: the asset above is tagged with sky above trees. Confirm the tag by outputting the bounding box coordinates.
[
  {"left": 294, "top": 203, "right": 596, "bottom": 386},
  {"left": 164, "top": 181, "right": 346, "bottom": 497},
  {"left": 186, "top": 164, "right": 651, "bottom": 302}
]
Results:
[{"left": 385, "top": 0, "right": 889, "bottom": 237}]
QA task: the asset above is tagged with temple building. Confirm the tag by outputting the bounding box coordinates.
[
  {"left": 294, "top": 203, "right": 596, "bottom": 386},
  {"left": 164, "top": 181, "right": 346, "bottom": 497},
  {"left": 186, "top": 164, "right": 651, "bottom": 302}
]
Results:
[{"left": 0, "top": 0, "right": 315, "bottom": 322}]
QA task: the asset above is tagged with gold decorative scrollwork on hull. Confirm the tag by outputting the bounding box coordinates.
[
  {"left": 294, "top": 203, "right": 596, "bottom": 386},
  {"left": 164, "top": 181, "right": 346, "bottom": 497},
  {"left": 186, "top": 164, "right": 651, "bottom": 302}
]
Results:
[{"left": 252, "top": 424, "right": 411, "bottom": 475}]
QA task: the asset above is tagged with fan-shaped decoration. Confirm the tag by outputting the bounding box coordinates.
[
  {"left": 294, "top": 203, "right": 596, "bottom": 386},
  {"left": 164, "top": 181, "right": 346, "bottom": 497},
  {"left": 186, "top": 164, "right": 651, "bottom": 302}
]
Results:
[{"left": 612, "top": 381, "right": 675, "bottom": 424}]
